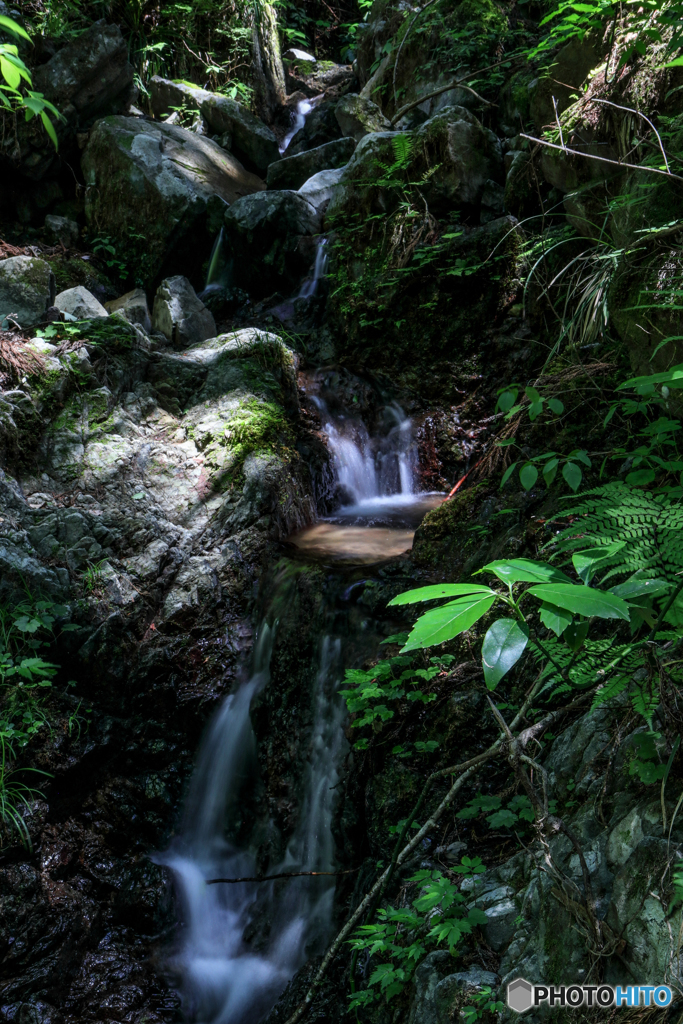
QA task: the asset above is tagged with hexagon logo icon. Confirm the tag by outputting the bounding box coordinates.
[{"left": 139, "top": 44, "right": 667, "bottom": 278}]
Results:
[{"left": 507, "top": 978, "right": 534, "bottom": 1014}]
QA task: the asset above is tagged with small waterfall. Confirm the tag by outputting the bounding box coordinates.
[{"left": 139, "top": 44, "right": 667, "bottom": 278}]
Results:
[
  {"left": 158, "top": 625, "right": 346, "bottom": 1024},
  {"left": 200, "top": 227, "right": 232, "bottom": 302},
  {"left": 313, "top": 398, "right": 417, "bottom": 506},
  {"left": 297, "top": 237, "right": 328, "bottom": 300},
  {"left": 280, "top": 98, "right": 314, "bottom": 154}
]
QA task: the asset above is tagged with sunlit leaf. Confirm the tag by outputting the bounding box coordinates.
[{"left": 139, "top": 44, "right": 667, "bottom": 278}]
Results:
[
  {"left": 527, "top": 583, "right": 630, "bottom": 620},
  {"left": 481, "top": 618, "right": 529, "bottom": 689},
  {"left": 388, "top": 584, "right": 495, "bottom": 606},
  {"left": 401, "top": 595, "right": 496, "bottom": 652}
]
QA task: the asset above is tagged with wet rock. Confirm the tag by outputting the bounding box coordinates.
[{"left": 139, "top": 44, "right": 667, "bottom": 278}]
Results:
[
  {"left": 81, "top": 116, "right": 265, "bottom": 285},
  {"left": 105, "top": 287, "right": 152, "bottom": 332},
  {"left": 55, "top": 285, "right": 108, "bottom": 320},
  {"left": 298, "top": 168, "right": 345, "bottom": 216},
  {"left": 266, "top": 137, "right": 356, "bottom": 190},
  {"left": 0, "top": 256, "right": 55, "bottom": 330},
  {"left": 223, "top": 191, "right": 321, "bottom": 298},
  {"left": 200, "top": 94, "right": 280, "bottom": 173},
  {"left": 152, "top": 276, "right": 216, "bottom": 348},
  {"left": 335, "top": 93, "right": 391, "bottom": 142},
  {"left": 44, "top": 214, "right": 80, "bottom": 248},
  {"left": 287, "top": 100, "right": 343, "bottom": 155}
]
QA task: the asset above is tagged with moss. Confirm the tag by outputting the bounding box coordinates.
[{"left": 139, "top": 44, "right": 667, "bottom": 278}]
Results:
[
  {"left": 412, "top": 481, "right": 492, "bottom": 569},
  {"left": 203, "top": 397, "right": 296, "bottom": 491}
]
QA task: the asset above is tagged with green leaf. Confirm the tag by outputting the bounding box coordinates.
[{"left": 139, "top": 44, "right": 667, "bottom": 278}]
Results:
[
  {"left": 388, "top": 584, "right": 495, "bottom": 606},
  {"left": 401, "top": 595, "right": 497, "bottom": 652},
  {"left": 609, "top": 578, "right": 671, "bottom": 600},
  {"left": 0, "top": 14, "right": 31, "bottom": 41},
  {"left": 547, "top": 398, "right": 564, "bottom": 415},
  {"left": 481, "top": 618, "right": 529, "bottom": 689},
  {"left": 500, "top": 462, "right": 518, "bottom": 487},
  {"left": 486, "top": 808, "right": 518, "bottom": 828},
  {"left": 519, "top": 463, "right": 539, "bottom": 490},
  {"left": 563, "top": 620, "right": 590, "bottom": 651},
  {"left": 539, "top": 602, "right": 573, "bottom": 637},
  {"left": 562, "top": 461, "right": 582, "bottom": 491},
  {"left": 477, "top": 558, "right": 572, "bottom": 585},
  {"left": 571, "top": 542, "right": 626, "bottom": 584},
  {"left": 40, "top": 110, "right": 58, "bottom": 149},
  {"left": 543, "top": 457, "right": 559, "bottom": 486},
  {"left": 526, "top": 583, "right": 630, "bottom": 621},
  {"left": 626, "top": 468, "right": 656, "bottom": 487},
  {"left": 496, "top": 389, "right": 518, "bottom": 413}
]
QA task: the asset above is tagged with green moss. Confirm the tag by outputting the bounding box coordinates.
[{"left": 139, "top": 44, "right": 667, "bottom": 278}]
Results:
[
  {"left": 203, "top": 397, "right": 296, "bottom": 491},
  {"left": 412, "top": 481, "right": 491, "bottom": 568}
]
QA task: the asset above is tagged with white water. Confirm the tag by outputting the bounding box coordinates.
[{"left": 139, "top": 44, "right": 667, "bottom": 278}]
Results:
[
  {"left": 297, "top": 237, "right": 328, "bottom": 300},
  {"left": 313, "top": 399, "right": 418, "bottom": 508},
  {"left": 281, "top": 97, "right": 320, "bottom": 154},
  {"left": 158, "top": 627, "right": 346, "bottom": 1024}
]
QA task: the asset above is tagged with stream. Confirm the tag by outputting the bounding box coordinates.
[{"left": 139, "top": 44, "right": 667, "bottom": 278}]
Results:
[{"left": 158, "top": 388, "right": 444, "bottom": 1023}]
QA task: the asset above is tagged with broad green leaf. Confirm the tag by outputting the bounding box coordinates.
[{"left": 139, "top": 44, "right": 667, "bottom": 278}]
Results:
[
  {"left": 574, "top": 450, "right": 592, "bottom": 468},
  {"left": 496, "top": 389, "right": 517, "bottom": 413},
  {"left": 547, "top": 398, "right": 564, "bottom": 415},
  {"left": 500, "top": 462, "right": 518, "bottom": 487},
  {"left": 562, "top": 461, "right": 582, "bottom": 491},
  {"left": 619, "top": 364, "right": 683, "bottom": 390},
  {"left": 0, "top": 54, "right": 20, "bottom": 89},
  {"left": 527, "top": 583, "right": 630, "bottom": 621},
  {"left": 539, "top": 602, "right": 572, "bottom": 637},
  {"left": 626, "top": 468, "right": 656, "bottom": 487},
  {"left": 609, "top": 578, "right": 671, "bottom": 599},
  {"left": 401, "top": 595, "right": 496, "bottom": 652},
  {"left": 571, "top": 541, "right": 625, "bottom": 584},
  {"left": 388, "top": 583, "right": 495, "bottom": 606},
  {"left": 0, "top": 15, "right": 31, "bottom": 40},
  {"left": 481, "top": 618, "right": 529, "bottom": 689},
  {"left": 563, "top": 620, "right": 590, "bottom": 651},
  {"left": 528, "top": 401, "right": 544, "bottom": 421},
  {"left": 486, "top": 808, "right": 518, "bottom": 828},
  {"left": 519, "top": 463, "right": 538, "bottom": 490},
  {"left": 40, "top": 110, "right": 58, "bottom": 149},
  {"left": 543, "top": 457, "right": 559, "bottom": 485},
  {"left": 477, "top": 558, "right": 572, "bottom": 585}
]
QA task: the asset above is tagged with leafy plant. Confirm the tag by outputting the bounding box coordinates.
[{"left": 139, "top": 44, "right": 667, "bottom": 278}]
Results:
[
  {"left": 348, "top": 858, "right": 487, "bottom": 1008},
  {"left": 0, "top": 15, "right": 61, "bottom": 146}
]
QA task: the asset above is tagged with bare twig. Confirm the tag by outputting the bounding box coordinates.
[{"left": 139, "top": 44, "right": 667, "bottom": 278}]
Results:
[
  {"left": 390, "top": 76, "right": 496, "bottom": 126},
  {"left": 519, "top": 133, "right": 683, "bottom": 183},
  {"left": 207, "top": 868, "right": 360, "bottom": 884},
  {"left": 588, "top": 97, "right": 670, "bottom": 173}
]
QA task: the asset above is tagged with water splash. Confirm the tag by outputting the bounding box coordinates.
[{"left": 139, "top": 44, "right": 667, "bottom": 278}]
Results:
[
  {"left": 200, "top": 227, "right": 233, "bottom": 302},
  {"left": 158, "top": 625, "right": 346, "bottom": 1024},
  {"left": 297, "top": 237, "right": 328, "bottom": 300},
  {"left": 280, "top": 98, "right": 316, "bottom": 154},
  {"left": 313, "top": 398, "right": 417, "bottom": 506}
]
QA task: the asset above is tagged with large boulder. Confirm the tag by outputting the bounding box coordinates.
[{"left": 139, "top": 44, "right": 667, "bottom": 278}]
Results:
[
  {"left": 266, "top": 137, "right": 356, "bottom": 190},
  {"left": 335, "top": 94, "right": 391, "bottom": 142},
  {"left": 152, "top": 276, "right": 216, "bottom": 348},
  {"left": 14, "top": 21, "right": 135, "bottom": 180},
  {"left": 0, "top": 257, "right": 55, "bottom": 330},
  {"left": 298, "top": 168, "right": 345, "bottom": 216},
  {"left": 223, "top": 191, "right": 320, "bottom": 298},
  {"left": 200, "top": 94, "right": 280, "bottom": 174},
  {"left": 148, "top": 76, "right": 211, "bottom": 119},
  {"left": 105, "top": 288, "right": 152, "bottom": 332},
  {"left": 81, "top": 116, "right": 265, "bottom": 286},
  {"left": 55, "top": 286, "right": 108, "bottom": 320}
]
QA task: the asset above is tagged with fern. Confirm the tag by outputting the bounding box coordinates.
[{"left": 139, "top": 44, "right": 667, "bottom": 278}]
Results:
[
  {"left": 391, "top": 133, "right": 413, "bottom": 169},
  {"left": 550, "top": 483, "right": 683, "bottom": 584}
]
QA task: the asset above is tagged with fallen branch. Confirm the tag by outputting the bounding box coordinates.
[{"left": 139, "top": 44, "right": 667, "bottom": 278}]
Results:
[
  {"left": 390, "top": 78, "right": 495, "bottom": 126},
  {"left": 207, "top": 867, "right": 360, "bottom": 884},
  {"left": 519, "top": 133, "right": 683, "bottom": 183}
]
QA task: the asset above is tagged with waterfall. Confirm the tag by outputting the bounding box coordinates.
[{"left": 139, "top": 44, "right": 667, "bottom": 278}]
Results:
[
  {"left": 158, "top": 626, "right": 346, "bottom": 1024},
  {"left": 297, "top": 237, "right": 328, "bottom": 300},
  {"left": 200, "top": 227, "right": 232, "bottom": 302},
  {"left": 313, "top": 398, "right": 417, "bottom": 507},
  {"left": 280, "top": 97, "right": 317, "bottom": 154}
]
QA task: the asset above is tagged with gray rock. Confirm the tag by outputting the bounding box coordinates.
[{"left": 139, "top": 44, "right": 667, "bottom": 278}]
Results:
[
  {"left": 223, "top": 190, "right": 320, "bottom": 298},
  {"left": 409, "top": 954, "right": 498, "bottom": 1024},
  {"left": 44, "top": 214, "right": 80, "bottom": 248},
  {"left": 284, "top": 48, "right": 317, "bottom": 62},
  {"left": 201, "top": 94, "right": 280, "bottom": 173},
  {"left": 152, "top": 276, "right": 216, "bottom": 349},
  {"left": 414, "top": 107, "right": 503, "bottom": 207},
  {"left": 55, "top": 286, "right": 108, "bottom": 320},
  {"left": 298, "top": 168, "right": 345, "bottom": 215},
  {"left": 148, "top": 76, "right": 211, "bottom": 119},
  {"left": 287, "top": 100, "right": 343, "bottom": 156},
  {"left": 105, "top": 288, "right": 152, "bottom": 332},
  {"left": 266, "top": 137, "right": 356, "bottom": 190},
  {"left": 0, "top": 256, "right": 55, "bottom": 329},
  {"left": 82, "top": 116, "right": 265, "bottom": 285},
  {"left": 335, "top": 93, "right": 391, "bottom": 142}
]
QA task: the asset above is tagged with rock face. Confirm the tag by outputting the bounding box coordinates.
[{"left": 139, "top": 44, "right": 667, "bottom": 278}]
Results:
[
  {"left": 12, "top": 20, "right": 136, "bottom": 180},
  {"left": 55, "top": 285, "right": 109, "bottom": 319},
  {"left": 223, "top": 191, "right": 321, "bottom": 298},
  {"left": 44, "top": 214, "right": 80, "bottom": 248},
  {"left": 152, "top": 276, "right": 216, "bottom": 348},
  {"left": 0, "top": 256, "right": 55, "bottom": 329},
  {"left": 200, "top": 94, "right": 281, "bottom": 173},
  {"left": 287, "top": 100, "right": 343, "bottom": 155},
  {"left": 105, "top": 287, "right": 152, "bottom": 331},
  {"left": 298, "top": 168, "right": 345, "bottom": 216},
  {"left": 148, "top": 75, "right": 212, "bottom": 119},
  {"left": 266, "top": 137, "right": 356, "bottom": 191},
  {"left": 81, "top": 116, "right": 265, "bottom": 286},
  {"left": 335, "top": 93, "right": 392, "bottom": 142}
]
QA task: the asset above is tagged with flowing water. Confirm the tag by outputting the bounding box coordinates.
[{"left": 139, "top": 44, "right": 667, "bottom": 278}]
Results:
[
  {"left": 161, "top": 393, "right": 443, "bottom": 1021},
  {"left": 280, "top": 97, "right": 322, "bottom": 154}
]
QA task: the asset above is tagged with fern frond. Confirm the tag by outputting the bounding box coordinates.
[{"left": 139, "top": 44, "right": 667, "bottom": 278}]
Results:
[
  {"left": 534, "top": 635, "right": 644, "bottom": 699},
  {"left": 391, "top": 133, "right": 413, "bottom": 168},
  {"left": 550, "top": 483, "right": 683, "bottom": 584}
]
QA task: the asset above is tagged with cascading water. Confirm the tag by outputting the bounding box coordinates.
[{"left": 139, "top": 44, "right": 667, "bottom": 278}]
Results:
[
  {"left": 297, "top": 237, "right": 328, "bottom": 301},
  {"left": 158, "top": 625, "right": 346, "bottom": 1024},
  {"left": 280, "top": 96, "right": 321, "bottom": 154}
]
